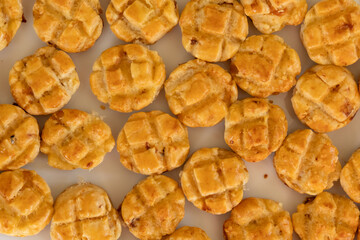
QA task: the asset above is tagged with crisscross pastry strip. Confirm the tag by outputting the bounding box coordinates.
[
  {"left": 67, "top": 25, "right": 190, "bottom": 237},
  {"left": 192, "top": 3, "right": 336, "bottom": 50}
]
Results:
[{"left": 0, "top": 0, "right": 23, "bottom": 51}]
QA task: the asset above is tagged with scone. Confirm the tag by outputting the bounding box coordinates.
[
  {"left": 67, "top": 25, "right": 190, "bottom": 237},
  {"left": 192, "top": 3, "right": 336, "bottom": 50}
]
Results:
[
  {"left": 41, "top": 109, "right": 115, "bottom": 170},
  {"left": 117, "top": 111, "right": 189, "bottom": 175},
  {"left": 180, "top": 148, "right": 249, "bottom": 214},
  {"left": 121, "top": 175, "right": 185, "bottom": 240},
  {"left": 50, "top": 183, "right": 121, "bottom": 240},
  {"left": 340, "top": 148, "right": 360, "bottom": 203},
  {"left": 90, "top": 44, "right": 166, "bottom": 112},
  {"left": 106, "top": 0, "right": 179, "bottom": 44},
  {"left": 165, "top": 59, "right": 238, "bottom": 127},
  {"left": 9, "top": 46, "right": 80, "bottom": 115},
  {"left": 33, "top": 0, "right": 103, "bottom": 53},
  {"left": 224, "top": 98, "right": 287, "bottom": 162},
  {"left": 223, "top": 198, "right": 293, "bottom": 240},
  {"left": 292, "top": 192, "right": 359, "bottom": 240},
  {"left": 0, "top": 0, "right": 23, "bottom": 51},
  {"left": 0, "top": 169, "right": 53, "bottom": 237},
  {"left": 179, "top": 0, "right": 248, "bottom": 62},
  {"left": 230, "top": 34, "right": 301, "bottom": 98},
  {"left": 240, "top": 0, "right": 307, "bottom": 34},
  {"left": 301, "top": 0, "right": 360, "bottom": 66},
  {"left": 292, "top": 65, "right": 360, "bottom": 133},
  {"left": 164, "top": 226, "right": 211, "bottom": 240},
  {"left": 274, "top": 129, "right": 341, "bottom": 195},
  {"left": 0, "top": 104, "right": 40, "bottom": 170}
]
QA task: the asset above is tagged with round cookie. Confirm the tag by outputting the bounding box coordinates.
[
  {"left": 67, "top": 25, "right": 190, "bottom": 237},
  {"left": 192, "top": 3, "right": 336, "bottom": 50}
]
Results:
[
  {"left": 117, "top": 111, "right": 189, "bottom": 175},
  {"left": 33, "top": 0, "right": 103, "bottom": 53},
  {"left": 165, "top": 59, "right": 238, "bottom": 127},
  {"left": 223, "top": 198, "right": 293, "bottom": 240},
  {"left": 292, "top": 192, "right": 359, "bottom": 240},
  {"left": 0, "top": 169, "right": 53, "bottom": 237},
  {"left": 0, "top": 0, "right": 23, "bottom": 51},
  {"left": 50, "top": 183, "right": 121, "bottom": 240},
  {"left": 224, "top": 98, "right": 287, "bottom": 162},
  {"left": 0, "top": 104, "right": 40, "bottom": 170},
  {"left": 340, "top": 148, "right": 360, "bottom": 203},
  {"left": 230, "top": 34, "right": 301, "bottom": 98},
  {"left": 106, "top": 0, "right": 179, "bottom": 44},
  {"left": 9, "top": 46, "right": 80, "bottom": 115},
  {"left": 291, "top": 65, "right": 360, "bottom": 133},
  {"left": 180, "top": 148, "right": 249, "bottom": 215},
  {"left": 121, "top": 174, "right": 185, "bottom": 240},
  {"left": 301, "top": 0, "right": 360, "bottom": 66},
  {"left": 164, "top": 226, "right": 211, "bottom": 240},
  {"left": 240, "top": 0, "right": 307, "bottom": 34},
  {"left": 274, "top": 129, "right": 341, "bottom": 195},
  {"left": 41, "top": 109, "right": 115, "bottom": 170},
  {"left": 179, "top": 0, "right": 248, "bottom": 62},
  {"left": 90, "top": 44, "right": 166, "bottom": 112}
]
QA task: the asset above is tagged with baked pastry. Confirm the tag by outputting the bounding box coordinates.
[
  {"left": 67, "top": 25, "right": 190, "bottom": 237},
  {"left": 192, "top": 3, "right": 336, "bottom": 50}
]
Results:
[
  {"left": 164, "top": 226, "right": 211, "bottom": 240},
  {"left": 0, "top": 169, "right": 53, "bottom": 236},
  {"left": 230, "top": 34, "right": 301, "bottom": 98},
  {"left": 165, "top": 59, "right": 238, "bottom": 127},
  {"left": 106, "top": 0, "right": 179, "bottom": 44},
  {"left": 180, "top": 148, "right": 248, "bottom": 214},
  {"left": 223, "top": 198, "right": 293, "bottom": 240},
  {"left": 50, "top": 183, "right": 121, "bottom": 240},
  {"left": 224, "top": 98, "right": 287, "bottom": 162},
  {"left": 240, "top": 0, "right": 307, "bottom": 34},
  {"left": 301, "top": 0, "right": 360, "bottom": 66},
  {"left": 291, "top": 65, "right": 360, "bottom": 133},
  {"left": 9, "top": 46, "right": 80, "bottom": 115},
  {"left": 121, "top": 174, "right": 185, "bottom": 240},
  {"left": 274, "top": 129, "right": 341, "bottom": 195},
  {"left": 179, "top": 0, "right": 248, "bottom": 62},
  {"left": 117, "top": 111, "right": 189, "bottom": 175},
  {"left": 292, "top": 192, "right": 359, "bottom": 240},
  {"left": 33, "top": 0, "right": 103, "bottom": 53},
  {"left": 340, "top": 148, "right": 360, "bottom": 203},
  {"left": 90, "top": 44, "right": 166, "bottom": 112},
  {"left": 41, "top": 109, "right": 115, "bottom": 170},
  {"left": 0, "top": 0, "right": 23, "bottom": 51}
]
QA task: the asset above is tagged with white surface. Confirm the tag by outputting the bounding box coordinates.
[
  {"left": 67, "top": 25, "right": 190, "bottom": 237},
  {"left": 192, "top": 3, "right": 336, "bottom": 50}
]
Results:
[{"left": 1, "top": 0, "right": 360, "bottom": 239}]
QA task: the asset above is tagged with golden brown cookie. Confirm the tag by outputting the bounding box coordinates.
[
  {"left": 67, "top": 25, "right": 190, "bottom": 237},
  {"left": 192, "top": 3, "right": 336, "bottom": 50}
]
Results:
[
  {"left": 165, "top": 59, "right": 238, "bottom": 127},
  {"left": 223, "top": 198, "right": 293, "bottom": 240},
  {"left": 230, "top": 34, "right": 301, "bottom": 98},
  {"left": 106, "top": 0, "right": 179, "bottom": 44},
  {"left": 9, "top": 46, "right": 80, "bottom": 115},
  {"left": 180, "top": 148, "right": 248, "bottom": 215},
  {"left": 41, "top": 109, "right": 115, "bottom": 170},
  {"left": 33, "top": 0, "right": 103, "bottom": 53},
  {"left": 179, "top": 0, "right": 248, "bottom": 62},
  {"left": 0, "top": 0, "right": 23, "bottom": 51},
  {"left": 50, "top": 183, "right": 121, "bottom": 240},
  {"left": 0, "top": 169, "right": 53, "bottom": 237},
  {"left": 340, "top": 148, "right": 360, "bottom": 203},
  {"left": 274, "top": 129, "right": 341, "bottom": 195},
  {"left": 164, "top": 226, "right": 211, "bottom": 240},
  {"left": 121, "top": 174, "right": 185, "bottom": 240},
  {"left": 117, "top": 111, "right": 189, "bottom": 175},
  {"left": 90, "top": 44, "right": 166, "bottom": 112},
  {"left": 301, "top": 0, "right": 360, "bottom": 66},
  {"left": 224, "top": 98, "right": 287, "bottom": 162},
  {"left": 240, "top": 0, "right": 307, "bottom": 34},
  {"left": 292, "top": 192, "right": 359, "bottom": 240},
  {"left": 0, "top": 104, "right": 39, "bottom": 170},
  {"left": 291, "top": 65, "right": 360, "bottom": 133}
]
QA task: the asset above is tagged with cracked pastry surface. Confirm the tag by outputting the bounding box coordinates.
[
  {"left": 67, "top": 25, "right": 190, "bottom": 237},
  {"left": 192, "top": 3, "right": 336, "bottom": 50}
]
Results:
[
  {"left": 164, "top": 226, "right": 211, "bottom": 240},
  {"left": 340, "top": 148, "right": 360, "bottom": 203},
  {"left": 0, "top": 0, "right": 23, "bottom": 51}
]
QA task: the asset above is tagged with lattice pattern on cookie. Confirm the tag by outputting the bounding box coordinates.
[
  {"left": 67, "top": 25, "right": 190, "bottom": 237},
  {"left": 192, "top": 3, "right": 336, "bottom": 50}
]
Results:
[
  {"left": 0, "top": 169, "right": 53, "bottom": 237},
  {"left": 180, "top": 0, "right": 248, "bottom": 62},
  {"left": 33, "top": 0, "right": 103, "bottom": 52},
  {"left": 41, "top": 109, "right": 115, "bottom": 170},
  {"left": 180, "top": 148, "right": 248, "bottom": 214},
  {"left": 51, "top": 183, "right": 121, "bottom": 240},
  {"left": 165, "top": 226, "right": 210, "bottom": 240},
  {"left": 0, "top": 0, "right": 23, "bottom": 51},
  {"left": 291, "top": 65, "right": 360, "bottom": 133},
  {"left": 224, "top": 98, "right": 287, "bottom": 162},
  {"left": 224, "top": 198, "right": 293, "bottom": 240},
  {"left": 301, "top": 0, "right": 360, "bottom": 66},
  {"left": 90, "top": 44, "right": 166, "bottom": 112},
  {"left": 106, "top": 0, "right": 179, "bottom": 44},
  {"left": 340, "top": 148, "right": 360, "bottom": 203},
  {"left": 293, "top": 192, "right": 359, "bottom": 240}
]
